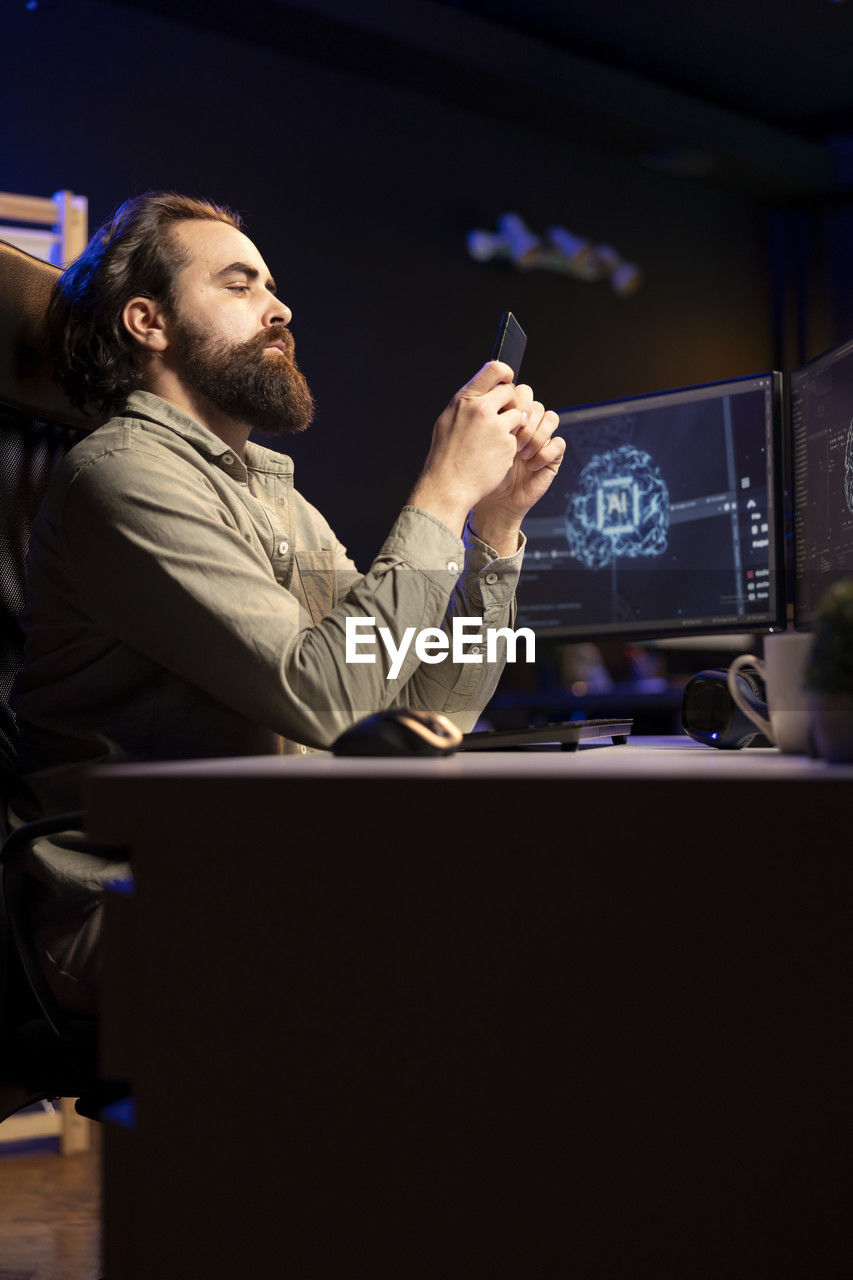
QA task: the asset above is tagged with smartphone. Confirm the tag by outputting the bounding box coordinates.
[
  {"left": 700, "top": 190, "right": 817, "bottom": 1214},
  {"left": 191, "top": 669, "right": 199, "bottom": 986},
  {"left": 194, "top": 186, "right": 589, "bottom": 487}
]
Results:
[{"left": 491, "top": 311, "right": 527, "bottom": 381}]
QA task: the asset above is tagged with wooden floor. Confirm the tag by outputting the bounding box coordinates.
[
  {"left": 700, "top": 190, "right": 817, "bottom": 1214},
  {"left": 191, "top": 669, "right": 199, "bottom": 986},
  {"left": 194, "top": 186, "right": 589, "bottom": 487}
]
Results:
[{"left": 0, "top": 1129, "right": 101, "bottom": 1280}]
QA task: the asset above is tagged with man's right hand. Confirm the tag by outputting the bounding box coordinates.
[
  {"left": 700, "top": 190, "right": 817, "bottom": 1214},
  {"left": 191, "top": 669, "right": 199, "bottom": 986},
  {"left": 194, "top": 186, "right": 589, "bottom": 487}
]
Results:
[{"left": 408, "top": 361, "right": 523, "bottom": 536}]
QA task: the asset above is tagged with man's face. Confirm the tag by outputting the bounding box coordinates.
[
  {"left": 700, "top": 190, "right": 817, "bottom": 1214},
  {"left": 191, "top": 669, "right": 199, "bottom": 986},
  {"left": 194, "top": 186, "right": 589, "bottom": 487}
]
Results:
[{"left": 164, "top": 219, "right": 314, "bottom": 435}]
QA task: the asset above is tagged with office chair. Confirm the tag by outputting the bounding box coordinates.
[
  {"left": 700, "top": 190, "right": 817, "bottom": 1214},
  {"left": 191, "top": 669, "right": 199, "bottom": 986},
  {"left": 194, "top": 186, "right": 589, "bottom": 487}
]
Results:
[{"left": 0, "top": 237, "right": 122, "bottom": 1126}]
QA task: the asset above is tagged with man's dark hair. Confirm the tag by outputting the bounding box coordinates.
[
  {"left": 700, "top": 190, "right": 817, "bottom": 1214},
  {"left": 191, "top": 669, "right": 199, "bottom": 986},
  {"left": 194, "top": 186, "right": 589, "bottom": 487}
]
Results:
[{"left": 46, "top": 191, "right": 242, "bottom": 417}]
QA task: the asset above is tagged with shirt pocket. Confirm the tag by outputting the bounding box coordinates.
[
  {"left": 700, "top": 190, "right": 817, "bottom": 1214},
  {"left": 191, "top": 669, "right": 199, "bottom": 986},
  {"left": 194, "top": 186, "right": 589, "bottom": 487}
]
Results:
[{"left": 294, "top": 549, "right": 339, "bottom": 624}]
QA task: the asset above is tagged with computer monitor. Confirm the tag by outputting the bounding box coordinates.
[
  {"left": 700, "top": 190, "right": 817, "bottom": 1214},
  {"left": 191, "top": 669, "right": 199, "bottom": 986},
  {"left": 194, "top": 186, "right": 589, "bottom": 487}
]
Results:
[
  {"left": 790, "top": 336, "right": 853, "bottom": 628},
  {"left": 516, "top": 372, "right": 785, "bottom": 641}
]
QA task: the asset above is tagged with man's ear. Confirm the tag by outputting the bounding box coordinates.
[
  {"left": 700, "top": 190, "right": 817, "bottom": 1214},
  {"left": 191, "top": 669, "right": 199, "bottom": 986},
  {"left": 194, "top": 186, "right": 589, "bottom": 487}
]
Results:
[{"left": 122, "top": 296, "right": 170, "bottom": 353}]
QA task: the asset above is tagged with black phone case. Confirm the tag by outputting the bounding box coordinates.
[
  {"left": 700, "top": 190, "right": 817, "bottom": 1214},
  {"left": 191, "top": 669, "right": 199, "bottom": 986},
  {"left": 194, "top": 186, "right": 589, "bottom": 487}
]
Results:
[{"left": 492, "top": 312, "right": 527, "bottom": 380}]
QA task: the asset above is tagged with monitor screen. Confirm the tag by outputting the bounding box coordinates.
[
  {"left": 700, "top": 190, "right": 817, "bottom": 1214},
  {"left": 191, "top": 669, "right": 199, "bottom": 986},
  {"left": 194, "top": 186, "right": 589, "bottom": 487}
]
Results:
[
  {"left": 516, "top": 372, "right": 785, "bottom": 641},
  {"left": 790, "top": 337, "right": 853, "bottom": 627}
]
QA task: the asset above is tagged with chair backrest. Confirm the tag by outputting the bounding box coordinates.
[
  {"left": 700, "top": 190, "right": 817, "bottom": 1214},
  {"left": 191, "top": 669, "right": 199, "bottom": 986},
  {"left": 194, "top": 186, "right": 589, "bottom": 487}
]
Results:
[
  {"left": 0, "top": 240, "right": 95, "bottom": 795},
  {"left": 0, "top": 236, "right": 91, "bottom": 424},
  {"left": 0, "top": 241, "right": 108, "bottom": 1110}
]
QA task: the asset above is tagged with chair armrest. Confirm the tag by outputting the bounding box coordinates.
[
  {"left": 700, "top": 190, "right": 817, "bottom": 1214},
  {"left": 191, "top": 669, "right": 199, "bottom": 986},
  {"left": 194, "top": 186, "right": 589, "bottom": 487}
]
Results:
[{"left": 1, "top": 812, "right": 89, "bottom": 1050}]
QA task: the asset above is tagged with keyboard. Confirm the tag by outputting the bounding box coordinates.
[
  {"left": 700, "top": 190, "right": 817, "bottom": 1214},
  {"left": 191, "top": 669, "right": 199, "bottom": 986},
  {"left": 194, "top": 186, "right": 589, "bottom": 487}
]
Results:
[{"left": 459, "top": 717, "right": 633, "bottom": 752}]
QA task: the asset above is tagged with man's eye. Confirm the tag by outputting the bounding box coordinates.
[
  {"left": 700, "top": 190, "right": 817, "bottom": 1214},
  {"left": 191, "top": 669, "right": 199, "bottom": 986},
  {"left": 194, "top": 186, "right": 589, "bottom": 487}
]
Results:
[{"left": 227, "top": 284, "right": 249, "bottom": 295}]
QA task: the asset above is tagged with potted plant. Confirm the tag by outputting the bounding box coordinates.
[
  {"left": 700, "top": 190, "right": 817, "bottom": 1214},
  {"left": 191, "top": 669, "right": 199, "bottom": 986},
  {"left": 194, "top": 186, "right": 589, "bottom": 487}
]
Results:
[{"left": 805, "top": 578, "right": 853, "bottom": 763}]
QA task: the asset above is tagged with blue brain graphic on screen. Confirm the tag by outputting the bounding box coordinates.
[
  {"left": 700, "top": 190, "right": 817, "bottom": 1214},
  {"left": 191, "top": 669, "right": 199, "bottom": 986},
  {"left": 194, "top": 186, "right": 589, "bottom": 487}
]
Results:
[
  {"left": 565, "top": 445, "right": 670, "bottom": 570},
  {"left": 845, "top": 420, "right": 853, "bottom": 514}
]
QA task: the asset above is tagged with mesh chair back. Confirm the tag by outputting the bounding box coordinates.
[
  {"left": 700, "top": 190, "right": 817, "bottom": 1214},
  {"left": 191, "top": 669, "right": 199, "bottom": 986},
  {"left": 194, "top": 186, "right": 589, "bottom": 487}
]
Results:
[{"left": 0, "top": 404, "right": 86, "bottom": 789}]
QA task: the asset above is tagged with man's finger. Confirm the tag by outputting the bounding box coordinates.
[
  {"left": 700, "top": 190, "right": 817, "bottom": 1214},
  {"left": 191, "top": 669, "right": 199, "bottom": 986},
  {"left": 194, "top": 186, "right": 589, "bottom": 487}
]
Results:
[
  {"left": 462, "top": 360, "right": 515, "bottom": 397},
  {"left": 495, "top": 406, "right": 526, "bottom": 436},
  {"left": 528, "top": 435, "right": 566, "bottom": 472},
  {"left": 518, "top": 407, "right": 557, "bottom": 457},
  {"left": 510, "top": 384, "right": 534, "bottom": 435},
  {"left": 514, "top": 383, "right": 534, "bottom": 412}
]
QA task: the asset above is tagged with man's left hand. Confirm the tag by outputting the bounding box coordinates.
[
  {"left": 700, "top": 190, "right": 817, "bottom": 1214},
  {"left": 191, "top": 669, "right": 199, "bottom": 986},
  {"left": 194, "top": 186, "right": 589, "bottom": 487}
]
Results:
[{"left": 470, "top": 384, "right": 565, "bottom": 554}]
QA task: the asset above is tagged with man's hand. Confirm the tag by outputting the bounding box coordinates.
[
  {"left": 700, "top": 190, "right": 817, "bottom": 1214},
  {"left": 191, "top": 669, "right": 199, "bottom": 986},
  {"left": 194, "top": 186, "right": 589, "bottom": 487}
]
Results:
[
  {"left": 470, "top": 385, "right": 565, "bottom": 556},
  {"left": 408, "top": 361, "right": 522, "bottom": 536}
]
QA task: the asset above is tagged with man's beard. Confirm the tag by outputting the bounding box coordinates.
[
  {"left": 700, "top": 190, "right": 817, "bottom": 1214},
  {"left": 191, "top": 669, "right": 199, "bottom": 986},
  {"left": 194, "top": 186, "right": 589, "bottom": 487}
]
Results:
[{"left": 170, "top": 315, "right": 315, "bottom": 436}]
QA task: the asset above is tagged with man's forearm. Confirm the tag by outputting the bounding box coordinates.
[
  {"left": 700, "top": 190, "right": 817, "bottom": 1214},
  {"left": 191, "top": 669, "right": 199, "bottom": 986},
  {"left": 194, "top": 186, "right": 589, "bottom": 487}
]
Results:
[
  {"left": 394, "top": 535, "right": 524, "bottom": 732},
  {"left": 407, "top": 474, "right": 468, "bottom": 539},
  {"left": 468, "top": 502, "right": 523, "bottom": 558},
  {"left": 407, "top": 483, "right": 523, "bottom": 559}
]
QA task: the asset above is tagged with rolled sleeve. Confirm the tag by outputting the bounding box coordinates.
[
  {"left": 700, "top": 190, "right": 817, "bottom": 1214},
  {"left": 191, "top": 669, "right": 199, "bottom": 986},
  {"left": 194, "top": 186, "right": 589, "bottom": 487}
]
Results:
[
  {"left": 459, "top": 518, "right": 526, "bottom": 623},
  {"left": 380, "top": 505, "right": 467, "bottom": 582},
  {"left": 391, "top": 509, "right": 527, "bottom": 731}
]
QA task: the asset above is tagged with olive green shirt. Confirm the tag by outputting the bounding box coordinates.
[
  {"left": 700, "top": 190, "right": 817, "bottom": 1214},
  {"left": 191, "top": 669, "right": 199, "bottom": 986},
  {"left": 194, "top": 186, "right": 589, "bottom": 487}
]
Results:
[{"left": 13, "top": 390, "right": 525, "bottom": 816}]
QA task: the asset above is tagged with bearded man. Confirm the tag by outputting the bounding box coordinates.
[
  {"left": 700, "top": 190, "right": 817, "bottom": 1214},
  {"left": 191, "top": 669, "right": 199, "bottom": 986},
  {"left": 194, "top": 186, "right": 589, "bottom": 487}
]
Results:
[{"left": 10, "top": 191, "right": 564, "bottom": 1013}]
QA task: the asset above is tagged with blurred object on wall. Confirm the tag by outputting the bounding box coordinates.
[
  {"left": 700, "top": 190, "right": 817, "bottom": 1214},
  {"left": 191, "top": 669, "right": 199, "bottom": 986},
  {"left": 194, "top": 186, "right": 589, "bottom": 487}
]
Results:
[{"left": 467, "top": 212, "right": 643, "bottom": 295}]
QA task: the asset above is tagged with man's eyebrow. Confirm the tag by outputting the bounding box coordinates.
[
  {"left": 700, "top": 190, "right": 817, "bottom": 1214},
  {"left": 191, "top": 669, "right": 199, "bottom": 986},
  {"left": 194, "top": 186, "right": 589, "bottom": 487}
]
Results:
[{"left": 214, "top": 262, "right": 277, "bottom": 294}]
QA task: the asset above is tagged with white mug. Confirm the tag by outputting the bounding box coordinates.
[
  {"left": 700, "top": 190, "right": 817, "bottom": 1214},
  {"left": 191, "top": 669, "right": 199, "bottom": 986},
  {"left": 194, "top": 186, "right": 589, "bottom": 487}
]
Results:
[{"left": 727, "top": 631, "right": 814, "bottom": 754}]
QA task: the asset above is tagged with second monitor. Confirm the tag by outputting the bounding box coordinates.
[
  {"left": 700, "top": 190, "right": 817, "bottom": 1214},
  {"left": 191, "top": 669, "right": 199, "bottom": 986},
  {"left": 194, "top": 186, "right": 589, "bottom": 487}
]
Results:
[
  {"left": 517, "top": 372, "right": 785, "bottom": 641},
  {"left": 790, "top": 335, "right": 853, "bottom": 627}
]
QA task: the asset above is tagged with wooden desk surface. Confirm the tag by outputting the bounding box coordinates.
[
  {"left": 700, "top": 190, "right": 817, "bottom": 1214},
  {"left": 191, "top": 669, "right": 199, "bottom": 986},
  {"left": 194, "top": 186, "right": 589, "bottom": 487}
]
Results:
[{"left": 90, "top": 735, "right": 851, "bottom": 1280}]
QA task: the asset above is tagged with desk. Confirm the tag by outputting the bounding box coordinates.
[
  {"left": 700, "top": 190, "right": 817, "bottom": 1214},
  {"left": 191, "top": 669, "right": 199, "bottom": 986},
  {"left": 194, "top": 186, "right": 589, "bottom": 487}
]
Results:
[{"left": 90, "top": 737, "right": 851, "bottom": 1279}]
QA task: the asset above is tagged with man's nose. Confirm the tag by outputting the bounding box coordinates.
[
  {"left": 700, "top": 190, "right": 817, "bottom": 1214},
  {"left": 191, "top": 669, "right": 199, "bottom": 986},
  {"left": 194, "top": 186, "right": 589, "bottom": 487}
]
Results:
[{"left": 265, "top": 297, "right": 292, "bottom": 327}]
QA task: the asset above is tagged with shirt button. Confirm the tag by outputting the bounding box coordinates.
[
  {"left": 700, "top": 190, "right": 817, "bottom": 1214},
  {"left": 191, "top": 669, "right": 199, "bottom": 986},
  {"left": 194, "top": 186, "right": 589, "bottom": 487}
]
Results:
[
  {"left": 277, "top": 540, "right": 289, "bottom": 556},
  {"left": 447, "top": 560, "right": 460, "bottom": 574},
  {"left": 470, "top": 645, "right": 482, "bottom": 655},
  {"left": 222, "top": 453, "right": 235, "bottom": 466},
  {"left": 485, "top": 571, "right": 499, "bottom": 585},
  {"left": 298, "top": 744, "right": 307, "bottom": 755}
]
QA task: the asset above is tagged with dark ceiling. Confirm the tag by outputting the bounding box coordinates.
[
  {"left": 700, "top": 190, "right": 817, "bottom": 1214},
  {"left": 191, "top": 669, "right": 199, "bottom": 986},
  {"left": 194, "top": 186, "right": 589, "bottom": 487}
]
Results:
[
  {"left": 449, "top": 0, "right": 853, "bottom": 137},
  {"left": 98, "top": 0, "right": 853, "bottom": 197}
]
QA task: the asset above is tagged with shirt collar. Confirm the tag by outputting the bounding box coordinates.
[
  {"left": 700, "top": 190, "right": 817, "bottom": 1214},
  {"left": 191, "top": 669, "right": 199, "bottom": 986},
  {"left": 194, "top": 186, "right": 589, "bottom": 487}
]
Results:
[{"left": 121, "top": 390, "right": 294, "bottom": 478}]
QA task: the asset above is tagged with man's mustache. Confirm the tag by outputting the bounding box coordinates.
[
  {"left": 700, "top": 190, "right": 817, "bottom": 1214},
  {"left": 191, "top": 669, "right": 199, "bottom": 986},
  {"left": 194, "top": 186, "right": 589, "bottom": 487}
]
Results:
[{"left": 247, "top": 328, "right": 296, "bottom": 359}]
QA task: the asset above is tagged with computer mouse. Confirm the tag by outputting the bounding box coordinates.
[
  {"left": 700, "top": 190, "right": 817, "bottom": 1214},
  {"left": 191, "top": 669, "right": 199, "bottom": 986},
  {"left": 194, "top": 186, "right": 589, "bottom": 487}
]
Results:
[{"left": 331, "top": 708, "right": 462, "bottom": 757}]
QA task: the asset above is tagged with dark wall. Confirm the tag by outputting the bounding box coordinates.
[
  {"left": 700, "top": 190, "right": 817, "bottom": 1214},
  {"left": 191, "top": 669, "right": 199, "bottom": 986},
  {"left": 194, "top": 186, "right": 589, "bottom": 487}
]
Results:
[
  {"left": 824, "top": 207, "right": 853, "bottom": 348},
  {"left": 3, "top": 1, "right": 780, "bottom": 565}
]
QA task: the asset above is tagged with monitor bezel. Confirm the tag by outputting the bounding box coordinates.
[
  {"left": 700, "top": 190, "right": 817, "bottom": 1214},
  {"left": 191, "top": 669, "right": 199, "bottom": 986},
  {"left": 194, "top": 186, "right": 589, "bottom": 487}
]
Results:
[{"left": 517, "top": 370, "right": 787, "bottom": 644}]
